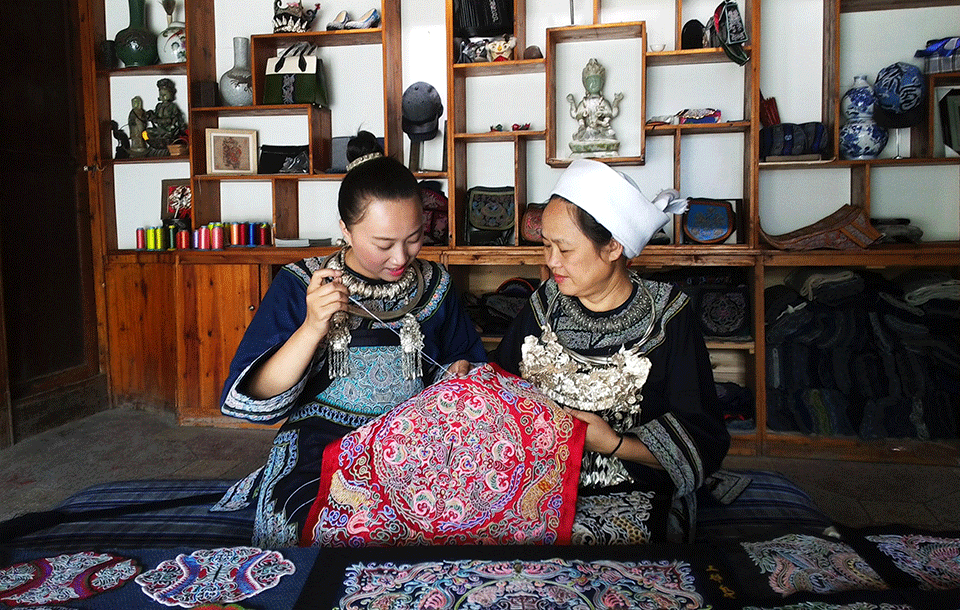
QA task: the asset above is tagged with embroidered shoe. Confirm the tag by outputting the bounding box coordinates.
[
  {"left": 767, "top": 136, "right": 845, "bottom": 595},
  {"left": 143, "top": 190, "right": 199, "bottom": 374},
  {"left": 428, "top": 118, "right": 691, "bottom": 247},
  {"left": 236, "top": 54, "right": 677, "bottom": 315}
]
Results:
[
  {"left": 326, "top": 10, "right": 349, "bottom": 30},
  {"left": 344, "top": 8, "right": 380, "bottom": 29}
]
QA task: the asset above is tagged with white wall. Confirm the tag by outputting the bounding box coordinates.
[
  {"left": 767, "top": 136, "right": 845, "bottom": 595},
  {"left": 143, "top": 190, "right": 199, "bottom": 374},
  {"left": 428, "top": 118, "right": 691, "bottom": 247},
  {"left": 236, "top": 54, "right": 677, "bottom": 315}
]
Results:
[{"left": 107, "top": 0, "right": 960, "bottom": 247}]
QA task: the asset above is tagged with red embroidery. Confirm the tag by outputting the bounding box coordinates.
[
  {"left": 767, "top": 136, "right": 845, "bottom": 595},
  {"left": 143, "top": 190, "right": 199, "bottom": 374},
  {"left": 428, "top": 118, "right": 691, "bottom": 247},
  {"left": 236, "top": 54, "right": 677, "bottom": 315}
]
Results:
[{"left": 301, "top": 363, "right": 585, "bottom": 546}]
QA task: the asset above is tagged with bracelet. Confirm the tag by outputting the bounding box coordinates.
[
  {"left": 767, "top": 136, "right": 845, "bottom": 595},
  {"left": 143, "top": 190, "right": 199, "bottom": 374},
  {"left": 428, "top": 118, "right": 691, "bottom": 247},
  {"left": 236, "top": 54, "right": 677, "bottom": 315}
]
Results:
[{"left": 606, "top": 434, "right": 624, "bottom": 458}]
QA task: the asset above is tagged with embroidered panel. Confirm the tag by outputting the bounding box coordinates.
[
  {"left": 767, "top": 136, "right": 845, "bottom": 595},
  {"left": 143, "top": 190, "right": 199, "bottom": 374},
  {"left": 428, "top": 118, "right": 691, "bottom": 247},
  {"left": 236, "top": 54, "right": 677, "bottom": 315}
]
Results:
[
  {"left": 532, "top": 278, "right": 685, "bottom": 353},
  {"left": 304, "top": 346, "right": 423, "bottom": 427},
  {"left": 135, "top": 547, "right": 295, "bottom": 607},
  {"left": 335, "top": 558, "right": 707, "bottom": 609},
  {"left": 302, "top": 363, "right": 585, "bottom": 547},
  {"left": 253, "top": 430, "right": 300, "bottom": 548},
  {"left": 571, "top": 490, "right": 655, "bottom": 545},
  {"left": 0, "top": 552, "right": 140, "bottom": 606},
  {"left": 742, "top": 534, "right": 888, "bottom": 596},
  {"left": 866, "top": 534, "right": 960, "bottom": 591}
]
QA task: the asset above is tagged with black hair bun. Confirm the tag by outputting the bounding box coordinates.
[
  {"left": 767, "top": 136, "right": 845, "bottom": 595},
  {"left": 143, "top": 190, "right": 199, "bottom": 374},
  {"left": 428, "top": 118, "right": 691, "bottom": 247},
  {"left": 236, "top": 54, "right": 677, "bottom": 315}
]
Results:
[{"left": 346, "top": 130, "right": 384, "bottom": 162}]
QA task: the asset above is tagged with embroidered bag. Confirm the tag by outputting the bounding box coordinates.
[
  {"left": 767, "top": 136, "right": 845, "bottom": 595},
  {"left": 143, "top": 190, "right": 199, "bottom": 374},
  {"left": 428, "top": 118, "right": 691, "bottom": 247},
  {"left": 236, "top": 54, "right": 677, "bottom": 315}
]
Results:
[
  {"left": 682, "top": 198, "right": 737, "bottom": 244},
  {"left": 301, "top": 363, "right": 585, "bottom": 547},
  {"left": 465, "top": 186, "right": 515, "bottom": 245},
  {"left": 520, "top": 201, "right": 547, "bottom": 244},
  {"left": 262, "top": 42, "right": 329, "bottom": 107},
  {"left": 419, "top": 180, "right": 449, "bottom": 245}
]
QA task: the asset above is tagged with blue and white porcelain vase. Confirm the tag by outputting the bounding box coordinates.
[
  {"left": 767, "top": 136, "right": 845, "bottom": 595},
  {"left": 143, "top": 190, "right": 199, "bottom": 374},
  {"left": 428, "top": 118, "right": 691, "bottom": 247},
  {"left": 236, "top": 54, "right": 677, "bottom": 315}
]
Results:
[{"left": 839, "top": 75, "right": 888, "bottom": 160}]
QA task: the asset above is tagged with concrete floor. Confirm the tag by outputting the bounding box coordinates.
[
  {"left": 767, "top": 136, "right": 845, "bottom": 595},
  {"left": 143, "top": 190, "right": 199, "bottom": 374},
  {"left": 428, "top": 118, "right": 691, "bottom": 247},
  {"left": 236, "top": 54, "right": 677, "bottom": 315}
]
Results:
[{"left": 2, "top": 408, "right": 959, "bottom": 530}]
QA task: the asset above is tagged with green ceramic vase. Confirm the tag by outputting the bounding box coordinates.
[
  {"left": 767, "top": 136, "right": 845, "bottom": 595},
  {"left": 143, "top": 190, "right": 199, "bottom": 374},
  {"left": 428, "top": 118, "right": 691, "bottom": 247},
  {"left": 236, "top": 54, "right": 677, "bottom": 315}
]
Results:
[{"left": 115, "top": 0, "right": 158, "bottom": 67}]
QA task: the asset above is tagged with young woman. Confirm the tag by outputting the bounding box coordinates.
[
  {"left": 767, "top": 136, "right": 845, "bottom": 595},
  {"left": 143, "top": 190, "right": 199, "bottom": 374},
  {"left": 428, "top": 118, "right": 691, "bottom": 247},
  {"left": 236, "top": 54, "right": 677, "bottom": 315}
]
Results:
[
  {"left": 218, "top": 132, "right": 486, "bottom": 547},
  {"left": 493, "top": 159, "right": 729, "bottom": 543}
]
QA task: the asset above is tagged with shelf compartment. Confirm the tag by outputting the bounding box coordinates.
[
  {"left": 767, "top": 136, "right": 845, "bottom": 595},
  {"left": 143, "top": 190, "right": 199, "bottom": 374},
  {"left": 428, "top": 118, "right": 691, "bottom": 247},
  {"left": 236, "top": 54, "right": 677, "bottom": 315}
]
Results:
[
  {"left": 646, "top": 121, "right": 751, "bottom": 136},
  {"left": 546, "top": 21, "right": 647, "bottom": 167},
  {"left": 454, "top": 130, "right": 546, "bottom": 142},
  {"left": 249, "top": 29, "right": 384, "bottom": 107},
  {"left": 646, "top": 46, "right": 753, "bottom": 67},
  {"left": 453, "top": 58, "right": 545, "bottom": 76},
  {"left": 102, "top": 63, "right": 187, "bottom": 77}
]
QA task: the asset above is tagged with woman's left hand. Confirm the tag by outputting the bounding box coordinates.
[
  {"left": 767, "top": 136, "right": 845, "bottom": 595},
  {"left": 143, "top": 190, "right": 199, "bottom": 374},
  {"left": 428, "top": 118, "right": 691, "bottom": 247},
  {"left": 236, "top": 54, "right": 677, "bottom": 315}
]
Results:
[
  {"left": 444, "top": 359, "right": 472, "bottom": 379},
  {"left": 564, "top": 407, "right": 620, "bottom": 456}
]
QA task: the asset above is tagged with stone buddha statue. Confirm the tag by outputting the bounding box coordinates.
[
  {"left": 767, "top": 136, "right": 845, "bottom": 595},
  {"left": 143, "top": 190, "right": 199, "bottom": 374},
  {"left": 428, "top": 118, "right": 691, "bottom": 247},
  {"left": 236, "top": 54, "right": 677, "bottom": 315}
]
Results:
[{"left": 566, "top": 58, "right": 623, "bottom": 158}]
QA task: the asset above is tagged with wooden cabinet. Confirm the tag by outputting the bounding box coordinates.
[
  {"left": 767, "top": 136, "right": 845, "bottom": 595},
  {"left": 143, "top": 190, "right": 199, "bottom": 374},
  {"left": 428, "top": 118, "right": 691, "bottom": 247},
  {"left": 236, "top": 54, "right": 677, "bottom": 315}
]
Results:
[
  {"left": 103, "top": 257, "right": 178, "bottom": 411},
  {"left": 176, "top": 261, "right": 266, "bottom": 425}
]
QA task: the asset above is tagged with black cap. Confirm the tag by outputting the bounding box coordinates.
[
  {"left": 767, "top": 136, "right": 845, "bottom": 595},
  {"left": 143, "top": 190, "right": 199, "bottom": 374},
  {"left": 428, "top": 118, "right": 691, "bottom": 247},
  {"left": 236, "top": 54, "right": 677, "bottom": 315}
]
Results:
[{"left": 402, "top": 82, "right": 443, "bottom": 142}]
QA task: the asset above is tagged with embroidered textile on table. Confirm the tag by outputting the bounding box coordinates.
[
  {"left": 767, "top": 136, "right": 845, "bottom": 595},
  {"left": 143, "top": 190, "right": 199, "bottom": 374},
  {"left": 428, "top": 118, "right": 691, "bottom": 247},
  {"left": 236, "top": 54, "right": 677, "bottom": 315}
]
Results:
[
  {"left": 742, "top": 534, "right": 889, "bottom": 596},
  {"left": 865, "top": 534, "right": 960, "bottom": 591},
  {"left": 0, "top": 552, "right": 140, "bottom": 607},
  {"left": 135, "top": 547, "right": 296, "bottom": 606},
  {"left": 301, "top": 363, "right": 586, "bottom": 547},
  {"left": 335, "top": 558, "right": 707, "bottom": 610}
]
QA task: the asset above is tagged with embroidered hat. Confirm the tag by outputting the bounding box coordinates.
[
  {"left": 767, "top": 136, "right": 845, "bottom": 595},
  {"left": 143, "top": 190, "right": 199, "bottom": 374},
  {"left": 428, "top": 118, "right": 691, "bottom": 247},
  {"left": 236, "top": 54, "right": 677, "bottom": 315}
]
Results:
[
  {"left": 550, "top": 159, "right": 687, "bottom": 258},
  {"left": 402, "top": 81, "right": 443, "bottom": 142}
]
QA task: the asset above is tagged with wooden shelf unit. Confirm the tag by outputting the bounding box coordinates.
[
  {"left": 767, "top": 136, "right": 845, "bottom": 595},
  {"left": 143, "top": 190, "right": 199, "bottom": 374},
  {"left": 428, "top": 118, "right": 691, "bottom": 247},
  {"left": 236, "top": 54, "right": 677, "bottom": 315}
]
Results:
[{"left": 78, "top": 0, "right": 960, "bottom": 457}]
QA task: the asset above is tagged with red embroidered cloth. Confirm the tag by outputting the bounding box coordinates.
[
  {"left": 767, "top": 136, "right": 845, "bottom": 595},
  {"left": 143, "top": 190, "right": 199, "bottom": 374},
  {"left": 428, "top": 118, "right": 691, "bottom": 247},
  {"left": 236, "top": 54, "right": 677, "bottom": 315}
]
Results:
[{"left": 301, "top": 363, "right": 585, "bottom": 547}]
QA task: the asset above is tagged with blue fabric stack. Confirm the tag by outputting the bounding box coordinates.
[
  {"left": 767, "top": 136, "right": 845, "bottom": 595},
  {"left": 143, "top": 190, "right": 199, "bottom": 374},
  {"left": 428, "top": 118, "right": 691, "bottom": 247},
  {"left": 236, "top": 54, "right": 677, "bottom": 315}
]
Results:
[{"left": 765, "top": 268, "right": 959, "bottom": 440}]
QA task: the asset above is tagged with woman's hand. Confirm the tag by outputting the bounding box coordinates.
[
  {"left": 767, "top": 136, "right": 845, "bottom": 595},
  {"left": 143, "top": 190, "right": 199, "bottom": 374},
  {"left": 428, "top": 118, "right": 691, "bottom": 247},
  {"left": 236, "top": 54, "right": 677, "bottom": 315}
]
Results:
[
  {"left": 564, "top": 407, "right": 620, "bottom": 456},
  {"left": 443, "top": 359, "right": 472, "bottom": 379},
  {"left": 302, "top": 268, "right": 350, "bottom": 341},
  {"left": 246, "top": 268, "right": 348, "bottom": 400},
  {"left": 564, "top": 407, "right": 663, "bottom": 469}
]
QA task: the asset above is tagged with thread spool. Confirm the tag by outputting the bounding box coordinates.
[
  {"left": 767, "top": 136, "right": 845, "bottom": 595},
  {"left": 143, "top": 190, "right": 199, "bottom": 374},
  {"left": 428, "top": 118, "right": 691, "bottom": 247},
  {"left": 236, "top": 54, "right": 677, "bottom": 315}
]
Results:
[{"left": 136, "top": 228, "right": 146, "bottom": 250}]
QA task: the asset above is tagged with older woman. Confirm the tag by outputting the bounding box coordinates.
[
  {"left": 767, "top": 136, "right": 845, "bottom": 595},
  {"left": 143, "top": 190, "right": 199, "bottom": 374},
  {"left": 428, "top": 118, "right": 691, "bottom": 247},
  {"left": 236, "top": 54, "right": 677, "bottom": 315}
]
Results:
[{"left": 493, "top": 159, "right": 730, "bottom": 543}]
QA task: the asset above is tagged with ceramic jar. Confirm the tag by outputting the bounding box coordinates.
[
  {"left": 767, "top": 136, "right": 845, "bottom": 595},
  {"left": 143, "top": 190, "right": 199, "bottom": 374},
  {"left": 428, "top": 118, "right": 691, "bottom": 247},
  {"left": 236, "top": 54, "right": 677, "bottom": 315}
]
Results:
[
  {"left": 157, "top": 0, "right": 186, "bottom": 64},
  {"left": 115, "top": 0, "right": 158, "bottom": 67},
  {"left": 839, "top": 75, "right": 888, "bottom": 160},
  {"left": 219, "top": 37, "right": 253, "bottom": 107}
]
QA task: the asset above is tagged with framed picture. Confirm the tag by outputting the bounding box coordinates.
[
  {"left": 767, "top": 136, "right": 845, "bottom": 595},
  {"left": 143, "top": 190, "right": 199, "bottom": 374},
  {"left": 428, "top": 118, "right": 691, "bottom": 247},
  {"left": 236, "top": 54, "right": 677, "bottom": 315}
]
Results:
[
  {"left": 205, "top": 128, "right": 258, "bottom": 174},
  {"left": 160, "top": 178, "right": 192, "bottom": 220}
]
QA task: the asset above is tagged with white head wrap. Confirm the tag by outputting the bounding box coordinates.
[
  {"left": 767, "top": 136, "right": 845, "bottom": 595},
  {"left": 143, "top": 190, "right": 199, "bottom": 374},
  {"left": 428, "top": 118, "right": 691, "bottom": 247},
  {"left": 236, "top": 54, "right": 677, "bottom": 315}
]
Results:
[{"left": 550, "top": 159, "right": 688, "bottom": 258}]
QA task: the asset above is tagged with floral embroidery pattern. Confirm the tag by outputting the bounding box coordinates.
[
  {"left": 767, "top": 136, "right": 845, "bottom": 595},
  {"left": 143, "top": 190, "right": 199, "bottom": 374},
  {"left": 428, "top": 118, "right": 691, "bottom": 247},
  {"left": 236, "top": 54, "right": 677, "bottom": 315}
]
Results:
[
  {"left": 866, "top": 533, "right": 960, "bottom": 590},
  {"left": 337, "top": 558, "right": 706, "bottom": 609},
  {"left": 135, "top": 547, "right": 295, "bottom": 607},
  {"left": 0, "top": 552, "right": 139, "bottom": 606},
  {"left": 743, "top": 534, "right": 887, "bottom": 596},
  {"left": 571, "top": 490, "right": 655, "bottom": 545},
  {"left": 303, "top": 364, "right": 584, "bottom": 546}
]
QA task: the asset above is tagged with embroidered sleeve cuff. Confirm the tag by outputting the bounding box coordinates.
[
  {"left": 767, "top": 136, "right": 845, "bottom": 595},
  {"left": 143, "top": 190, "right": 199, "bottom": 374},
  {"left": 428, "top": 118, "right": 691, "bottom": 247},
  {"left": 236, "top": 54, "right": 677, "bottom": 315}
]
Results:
[
  {"left": 633, "top": 414, "right": 703, "bottom": 498},
  {"left": 221, "top": 346, "right": 326, "bottom": 423}
]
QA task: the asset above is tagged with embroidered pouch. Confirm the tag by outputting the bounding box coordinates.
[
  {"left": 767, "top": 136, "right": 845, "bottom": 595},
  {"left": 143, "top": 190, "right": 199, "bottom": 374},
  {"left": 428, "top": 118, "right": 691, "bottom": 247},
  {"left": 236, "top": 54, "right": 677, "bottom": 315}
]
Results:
[
  {"left": 682, "top": 198, "right": 737, "bottom": 244},
  {"left": 465, "top": 186, "right": 515, "bottom": 245},
  {"left": 520, "top": 201, "right": 547, "bottom": 244},
  {"left": 301, "top": 363, "right": 585, "bottom": 547}
]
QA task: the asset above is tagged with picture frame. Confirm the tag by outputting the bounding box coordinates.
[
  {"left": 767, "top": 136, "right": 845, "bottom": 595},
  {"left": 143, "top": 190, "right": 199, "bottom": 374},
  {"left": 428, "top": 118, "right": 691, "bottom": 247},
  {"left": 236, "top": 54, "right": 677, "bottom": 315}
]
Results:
[
  {"left": 160, "top": 178, "right": 192, "bottom": 220},
  {"left": 205, "top": 128, "right": 258, "bottom": 174}
]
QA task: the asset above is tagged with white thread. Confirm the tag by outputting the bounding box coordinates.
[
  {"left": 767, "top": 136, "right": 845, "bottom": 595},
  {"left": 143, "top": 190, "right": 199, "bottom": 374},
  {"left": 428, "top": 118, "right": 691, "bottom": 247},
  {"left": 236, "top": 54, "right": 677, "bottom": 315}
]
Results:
[{"left": 348, "top": 295, "right": 450, "bottom": 377}]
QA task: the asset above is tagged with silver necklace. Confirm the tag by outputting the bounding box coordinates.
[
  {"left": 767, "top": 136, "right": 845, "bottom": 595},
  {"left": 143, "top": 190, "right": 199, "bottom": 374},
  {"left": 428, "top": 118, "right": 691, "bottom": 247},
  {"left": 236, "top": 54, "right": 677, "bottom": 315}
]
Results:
[
  {"left": 326, "top": 249, "right": 426, "bottom": 379},
  {"left": 543, "top": 273, "right": 657, "bottom": 366},
  {"left": 327, "top": 247, "right": 418, "bottom": 302}
]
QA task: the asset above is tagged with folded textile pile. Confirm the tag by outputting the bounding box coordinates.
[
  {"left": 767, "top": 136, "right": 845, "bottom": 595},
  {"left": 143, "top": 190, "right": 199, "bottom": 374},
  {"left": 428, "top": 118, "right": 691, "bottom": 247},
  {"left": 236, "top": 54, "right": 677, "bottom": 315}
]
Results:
[{"left": 766, "top": 268, "right": 959, "bottom": 440}]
